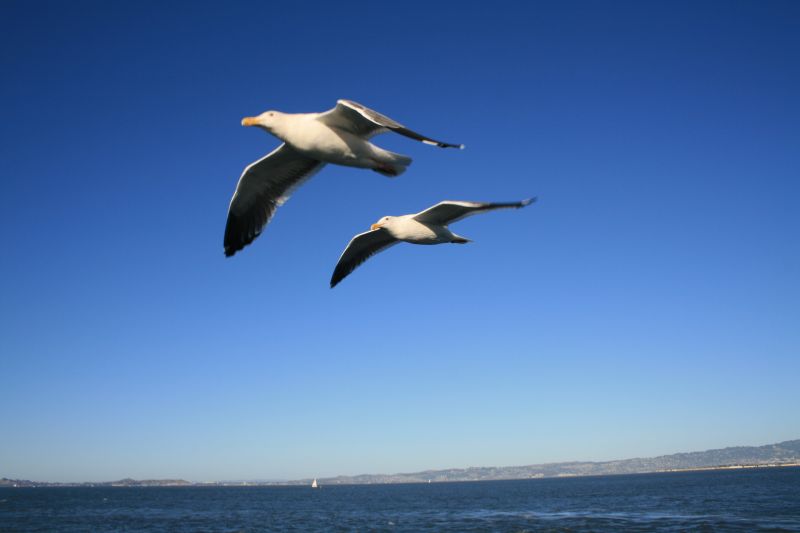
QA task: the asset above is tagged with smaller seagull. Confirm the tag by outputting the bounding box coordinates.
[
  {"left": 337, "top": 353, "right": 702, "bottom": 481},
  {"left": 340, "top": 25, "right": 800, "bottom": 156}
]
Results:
[{"left": 330, "top": 198, "right": 536, "bottom": 288}]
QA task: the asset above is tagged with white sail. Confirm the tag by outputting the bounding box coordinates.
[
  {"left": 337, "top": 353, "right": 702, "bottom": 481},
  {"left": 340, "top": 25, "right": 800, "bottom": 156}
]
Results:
[{"left": 311, "top": 478, "right": 318, "bottom": 488}]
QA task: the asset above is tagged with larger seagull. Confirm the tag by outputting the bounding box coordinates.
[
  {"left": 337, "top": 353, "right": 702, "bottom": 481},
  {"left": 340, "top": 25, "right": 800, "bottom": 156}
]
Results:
[
  {"left": 330, "top": 198, "right": 535, "bottom": 288},
  {"left": 224, "top": 99, "right": 463, "bottom": 257}
]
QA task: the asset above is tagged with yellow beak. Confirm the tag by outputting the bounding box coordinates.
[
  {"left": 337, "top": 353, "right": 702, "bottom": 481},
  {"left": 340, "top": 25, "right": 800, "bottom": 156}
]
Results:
[
  {"left": 370, "top": 223, "right": 382, "bottom": 231},
  {"left": 241, "top": 116, "right": 258, "bottom": 127}
]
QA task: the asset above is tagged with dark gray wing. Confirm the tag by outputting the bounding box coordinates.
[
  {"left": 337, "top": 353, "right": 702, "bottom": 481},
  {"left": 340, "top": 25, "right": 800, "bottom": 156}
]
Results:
[
  {"left": 316, "top": 99, "right": 464, "bottom": 148},
  {"left": 224, "top": 144, "right": 325, "bottom": 257},
  {"left": 413, "top": 198, "right": 536, "bottom": 226},
  {"left": 330, "top": 229, "right": 399, "bottom": 288}
]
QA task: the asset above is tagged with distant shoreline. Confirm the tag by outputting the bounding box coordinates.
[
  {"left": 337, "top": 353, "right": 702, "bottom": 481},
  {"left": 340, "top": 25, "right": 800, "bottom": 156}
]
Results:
[
  {"left": 3, "top": 462, "right": 799, "bottom": 489},
  {"left": 656, "top": 462, "right": 800, "bottom": 474},
  {"left": 4, "top": 439, "right": 799, "bottom": 488}
]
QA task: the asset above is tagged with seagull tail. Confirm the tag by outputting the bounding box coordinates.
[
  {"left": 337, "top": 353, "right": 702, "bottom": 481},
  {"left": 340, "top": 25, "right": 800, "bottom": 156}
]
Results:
[
  {"left": 388, "top": 152, "right": 412, "bottom": 167},
  {"left": 372, "top": 164, "right": 408, "bottom": 177},
  {"left": 371, "top": 150, "right": 412, "bottom": 177},
  {"left": 451, "top": 235, "right": 471, "bottom": 244}
]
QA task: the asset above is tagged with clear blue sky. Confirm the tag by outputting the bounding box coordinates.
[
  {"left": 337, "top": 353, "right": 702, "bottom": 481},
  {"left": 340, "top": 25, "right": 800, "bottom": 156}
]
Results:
[{"left": 1, "top": 1, "right": 798, "bottom": 482}]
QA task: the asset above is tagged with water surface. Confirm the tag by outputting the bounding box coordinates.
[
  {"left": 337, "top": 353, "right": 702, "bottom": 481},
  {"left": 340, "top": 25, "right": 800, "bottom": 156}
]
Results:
[{"left": 2, "top": 467, "right": 799, "bottom": 531}]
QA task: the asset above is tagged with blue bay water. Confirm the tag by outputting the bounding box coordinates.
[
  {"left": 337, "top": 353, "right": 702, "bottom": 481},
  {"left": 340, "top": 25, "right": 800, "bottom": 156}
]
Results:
[{"left": 2, "top": 467, "right": 799, "bottom": 532}]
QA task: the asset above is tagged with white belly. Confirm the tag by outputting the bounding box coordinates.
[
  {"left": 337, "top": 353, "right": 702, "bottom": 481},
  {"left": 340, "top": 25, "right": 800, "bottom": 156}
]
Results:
[
  {"left": 388, "top": 218, "right": 452, "bottom": 244},
  {"left": 282, "top": 119, "right": 375, "bottom": 167}
]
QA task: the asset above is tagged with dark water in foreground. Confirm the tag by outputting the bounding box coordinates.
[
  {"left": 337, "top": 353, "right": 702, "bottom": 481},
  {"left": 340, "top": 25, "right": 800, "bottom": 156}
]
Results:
[{"left": 2, "top": 467, "right": 799, "bottom": 532}]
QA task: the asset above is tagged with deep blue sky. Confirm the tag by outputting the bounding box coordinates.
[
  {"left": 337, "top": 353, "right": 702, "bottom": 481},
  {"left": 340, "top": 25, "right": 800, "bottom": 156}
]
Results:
[{"left": 1, "top": 1, "right": 798, "bottom": 482}]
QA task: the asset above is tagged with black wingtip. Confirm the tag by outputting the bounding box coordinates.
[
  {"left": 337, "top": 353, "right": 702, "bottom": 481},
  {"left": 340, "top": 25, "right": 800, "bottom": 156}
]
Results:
[
  {"left": 438, "top": 142, "right": 465, "bottom": 149},
  {"left": 223, "top": 210, "right": 262, "bottom": 259},
  {"left": 521, "top": 197, "right": 537, "bottom": 207},
  {"left": 223, "top": 239, "right": 243, "bottom": 257}
]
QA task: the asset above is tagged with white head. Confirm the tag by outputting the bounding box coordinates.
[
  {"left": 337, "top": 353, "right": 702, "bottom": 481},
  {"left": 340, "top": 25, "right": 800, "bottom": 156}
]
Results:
[
  {"left": 241, "top": 110, "right": 284, "bottom": 132},
  {"left": 370, "top": 216, "right": 395, "bottom": 231}
]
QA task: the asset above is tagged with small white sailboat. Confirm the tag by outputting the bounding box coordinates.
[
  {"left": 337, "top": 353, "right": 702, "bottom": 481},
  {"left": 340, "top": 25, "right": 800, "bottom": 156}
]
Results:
[{"left": 311, "top": 478, "right": 319, "bottom": 489}]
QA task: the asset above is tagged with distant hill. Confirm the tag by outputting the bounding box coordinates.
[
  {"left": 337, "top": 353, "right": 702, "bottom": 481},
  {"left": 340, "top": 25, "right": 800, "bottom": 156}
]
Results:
[
  {"left": 0, "top": 477, "right": 191, "bottom": 488},
  {"left": 312, "top": 439, "right": 800, "bottom": 485},
  {"left": 3, "top": 439, "right": 798, "bottom": 487}
]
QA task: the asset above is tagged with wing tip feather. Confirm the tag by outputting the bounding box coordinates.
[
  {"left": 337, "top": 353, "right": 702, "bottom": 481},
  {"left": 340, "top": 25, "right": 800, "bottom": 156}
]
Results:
[
  {"left": 429, "top": 140, "right": 464, "bottom": 149},
  {"left": 223, "top": 209, "right": 264, "bottom": 258},
  {"left": 330, "top": 266, "right": 348, "bottom": 288}
]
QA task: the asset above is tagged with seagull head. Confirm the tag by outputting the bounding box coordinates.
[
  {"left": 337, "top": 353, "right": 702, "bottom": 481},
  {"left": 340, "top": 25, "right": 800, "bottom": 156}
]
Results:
[
  {"left": 370, "top": 216, "right": 393, "bottom": 231},
  {"left": 241, "top": 110, "right": 282, "bottom": 131}
]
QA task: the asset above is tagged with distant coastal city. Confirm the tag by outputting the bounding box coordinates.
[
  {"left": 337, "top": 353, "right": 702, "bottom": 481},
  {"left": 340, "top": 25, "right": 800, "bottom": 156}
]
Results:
[{"left": 4, "top": 439, "right": 798, "bottom": 488}]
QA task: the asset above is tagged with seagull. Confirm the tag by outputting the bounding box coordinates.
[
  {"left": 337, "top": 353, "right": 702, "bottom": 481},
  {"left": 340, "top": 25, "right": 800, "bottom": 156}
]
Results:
[
  {"left": 224, "top": 99, "right": 463, "bottom": 257},
  {"left": 330, "top": 198, "right": 535, "bottom": 288}
]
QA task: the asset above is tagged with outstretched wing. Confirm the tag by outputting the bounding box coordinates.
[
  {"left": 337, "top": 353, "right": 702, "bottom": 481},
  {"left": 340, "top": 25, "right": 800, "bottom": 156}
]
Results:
[
  {"left": 330, "top": 229, "right": 399, "bottom": 288},
  {"left": 224, "top": 144, "right": 325, "bottom": 257},
  {"left": 413, "top": 198, "right": 536, "bottom": 226},
  {"left": 316, "top": 99, "right": 464, "bottom": 148}
]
